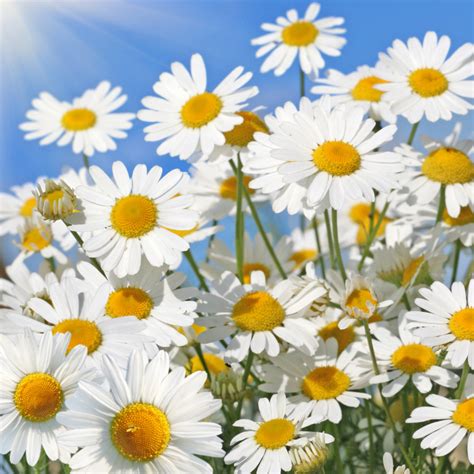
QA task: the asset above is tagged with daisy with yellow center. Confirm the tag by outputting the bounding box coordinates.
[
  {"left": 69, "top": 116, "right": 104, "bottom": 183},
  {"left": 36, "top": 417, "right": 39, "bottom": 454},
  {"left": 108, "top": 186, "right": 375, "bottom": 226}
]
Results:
[
  {"left": 34, "top": 179, "right": 77, "bottom": 221},
  {"left": 312, "top": 65, "right": 396, "bottom": 123},
  {"left": 225, "top": 392, "right": 334, "bottom": 473},
  {"left": 0, "top": 181, "right": 37, "bottom": 236},
  {"left": 137, "top": 53, "right": 258, "bottom": 161},
  {"left": 377, "top": 31, "right": 474, "bottom": 123},
  {"left": 260, "top": 339, "right": 371, "bottom": 423},
  {"left": 398, "top": 122, "right": 474, "bottom": 218},
  {"left": 70, "top": 161, "right": 198, "bottom": 277},
  {"left": 407, "top": 376, "right": 474, "bottom": 464},
  {"left": 370, "top": 319, "right": 459, "bottom": 397},
  {"left": 197, "top": 270, "right": 325, "bottom": 361},
  {"left": 407, "top": 279, "right": 474, "bottom": 370},
  {"left": 251, "top": 3, "right": 346, "bottom": 77},
  {"left": 245, "top": 97, "right": 402, "bottom": 213},
  {"left": 57, "top": 350, "right": 224, "bottom": 473},
  {"left": 20, "top": 81, "right": 134, "bottom": 156},
  {"left": 0, "top": 331, "right": 93, "bottom": 466},
  {"left": 9, "top": 280, "right": 149, "bottom": 369},
  {"left": 313, "top": 308, "right": 356, "bottom": 354}
]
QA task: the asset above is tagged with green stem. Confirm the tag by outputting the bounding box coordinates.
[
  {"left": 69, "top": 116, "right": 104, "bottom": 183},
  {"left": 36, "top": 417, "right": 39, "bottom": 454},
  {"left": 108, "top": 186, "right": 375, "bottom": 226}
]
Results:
[
  {"left": 331, "top": 209, "right": 347, "bottom": 281},
  {"left": 184, "top": 250, "right": 209, "bottom": 292},
  {"left": 194, "top": 343, "right": 212, "bottom": 381},
  {"left": 68, "top": 229, "right": 106, "bottom": 277},
  {"left": 365, "top": 399, "right": 375, "bottom": 474},
  {"left": 47, "top": 257, "right": 56, "bottom": 273},
  {"left": 205, "top": 219, "right": 218, "bottom": 263},
  {"left": 230, "top": 162, "right": 286, "bottom": 279},
  {"left": 407, "top": 122, "right": 420, "bottom": 146},
  {"left": 435, "top": 186, "right": 446, "bottom": 223},
  {"left": 331, "top": 423, "right": 343, "bottom": 473},
  {"left": 313, "top": 217, "right": 326, "bottom": 278},
  {"left": 299, "top": 67, "right": 305, "bottom": 97},
  {"left": 235, "top": 351, "right": 254, "bottom": 418},
  {"left": 324, "top": 210, "right": 336, "bottom": 269},
  {"left": 451, "top": 240, "right": 462, "bottom": 285},
  {"left": 434, "top": 457, "right": 446, "bottom": 474},
  {"left": 82, "top": 153, "right": 90, "bottom": 169},
  {"left": 455, "top": 361, "right": 469, "bottom": 398},
  {"left": 235, "top": 156, "right": 245, "bottom": 282}
]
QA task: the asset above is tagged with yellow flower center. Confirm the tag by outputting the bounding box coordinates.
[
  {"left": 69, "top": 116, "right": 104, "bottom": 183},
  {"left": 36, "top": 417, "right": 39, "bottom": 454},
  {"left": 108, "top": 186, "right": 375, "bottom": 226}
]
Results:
[
  {"left": 20, "top": 197, "right": 36, "bottom": 217},
  {"left": 110, "top": 195, "right": 157, "bottom": 238},
  {"left": 106, "top": 287, "right": 153, "bottom": 320},
  {"left": 232, "top": 290, "right": 285, "bottom": 332},
  {"left": 351, "top": 76, "right": 388, "bottom": 102},
  {"left": 163, "top": 224, "right": 199, "bottom": 238},
  {"left": 219, "top": 175, "right": 255, "bottom": 201},
  {"left": 180, "top": 92, "right": 222, "bottom": 128},
  {"left": 224, "top": 111, "right": 269, "bottom": 147},
  {"left": 43, "top": 189, "right": 64, "bottom": 207},
  {"left": 242, "top": 262, "right": 271, "bottom": 285},
  {"left": 312, "top": 141, "right": 361, "bottom": 176},
  {"left": 302, "top": 366, "right": 351, "bottom": 400},
  {"left": 289, "top": 249, "right": 317, "bottom": 269},
  {"left": 188, "top": 353, "right": 228, "bottom": 376},
  {"left": 14, "top": 373, "right": 63, "bottom": 422},
  {"left": 421, "top": 148, "right": 474, "bottom": 185},
  {"left": 346, "top": 288, "right": 377, "bottom": 316},
  {"left": 408, "top": 68, "right": 448, "bottom": 98},
  {"left": 443, "top": 206, "right": 474, "bottom": 227},
  {"left": 21, "top": 226, "right": 51, "bottom": 252},
  {"left": 401, "top": 257, "right": 425, "bottom": 286},
  {"left": 318, "top": 321, "right": 355, "bottom": 353},
  {"left": 282, "top": 21, "right": 318, "bottom": 46},
  {"left": 111, "top": 403, "right": 171, "bottom": 462},
  {"left": 449, "top": 308, "right": 474, "bottom": 341},
  {"left": 452, "top": 398, "right": 474, "bottom": 432},
  {"left": 52, "top": 319, "right": 103, "bottom": 354},
  {"left": 61, "top": 108, "right": 97, "bottom": 131},
  {"left": 391, "top": 343, "right": 437, "bottom": 374},
  {"left": 255, "top": 419, "right": 295, "bottom": 449}
]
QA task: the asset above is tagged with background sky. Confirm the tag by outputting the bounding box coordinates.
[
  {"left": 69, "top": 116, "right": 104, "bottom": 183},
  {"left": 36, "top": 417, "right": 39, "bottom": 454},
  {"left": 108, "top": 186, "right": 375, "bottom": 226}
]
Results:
[{"left": 0, "top": 0, "right": 473, "bottom": 267}]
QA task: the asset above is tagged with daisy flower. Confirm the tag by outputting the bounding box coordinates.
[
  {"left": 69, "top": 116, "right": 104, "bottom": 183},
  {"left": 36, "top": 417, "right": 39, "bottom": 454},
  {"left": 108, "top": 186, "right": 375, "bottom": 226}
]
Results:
[
  {"left": 0, "top": 331, "right": 95, "bottom": 466},
  {"left": 77, "top": 260, "right": 198, "bottom": 351},
  {"left": 6, "top": 279, "right": 148, "bottom": 369},
  {"left": 370, "top": 318, "right": 459, "bottom": 396},
  {"left": 311, "top": 65, "right": 396, "bottom": 123},
  {"left": 406, "top": 375, "right": 474, "bottom": 464},
  {"left": 137, "top": 53, "right": 258, "bottom": 161},
  {"left": 406, "top": 279, "right": 474, "bottom": 369},
  {"left": 383, "top": 452, "right": 410, "bottom": 474},
  {"left": 201, "top": 232, "right": 293, "bottom": 285},
  {"left": 260, "top": 339, "right": 371, "bottom": 423},
  {"left": 224, "top": 392, "right": 333, "bottom": 473},
  {"left": 197, "top": 270, "right": 325, "bottom": 361},
  {"left": 69, "top": 161, "right": 198, "bottom": 277},
  {"left": 246, "top": 97, "right": 402, "bottom": 211},
  {"left": 20, "top": 81, "right": 135, "bottom": 156},
  {"left": 398, "top": 122, "right": 474, "bottom": 218},
  {"left": 288, "top": 434, "right": 331, "bottom": 474},
  {"left": 377, "top": 31, "right": 474, "bottom": 123},
  {"left": 57, "top": 350, "right": 224, "bottom": 473},
  {"left": 0, "top": 181, "right": 38, "bottom": 235},
  {"left": 251, "top": 3, "right": 346, "bottom": 77}
]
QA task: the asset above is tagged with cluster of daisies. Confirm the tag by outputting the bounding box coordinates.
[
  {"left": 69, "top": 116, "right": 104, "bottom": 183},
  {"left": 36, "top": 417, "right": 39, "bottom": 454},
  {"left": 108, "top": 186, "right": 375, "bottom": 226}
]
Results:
[{"left": 1, "top": 2, "right": 473, "bottom": 473}]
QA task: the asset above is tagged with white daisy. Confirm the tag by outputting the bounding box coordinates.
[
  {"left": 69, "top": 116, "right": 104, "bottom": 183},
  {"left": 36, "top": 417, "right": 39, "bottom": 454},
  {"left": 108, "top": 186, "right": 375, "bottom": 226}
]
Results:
[
  {"left": 311, "top": 65, "right": 396, "bottom": 123},
  {"left": 197, "top": 270, "right": 324, "bottom": 361},
  {"left": 76, "top": 260, "right": 198, "bottom": 352},
  {"left": 57, "top": 350, "right": 224, "bottom": 473},
  {"left": 0, "top": 331, "right": 95, "bottom": 466},
  {"left": 260, "top": 338, "right": 371, "bottom": 423},
  {"left": 6, "top": 279, "right": 148, "bottom": 369},
  {"left": 397, "top": 122, "right": 474, "bottom": 218},
  {"left": 377, "top": 31, "right": 474, "bottom": 123},
  {"left": 251, "top": 3, "right": 346, "bottom": 77},
  {"left": 406, "top": 279, "right": 474, "bottom": 369},
  {"left": 20, "top": 81, "right": 135, "bottom": 156},
  {"left": 69, "top": 161, "right": 198, "bottom": 277},
  {"left": 224, "top": 392, "right": 333, "bottom": 473},
  {"left": 383, "top": 452, "right": 410, "bottom": 474},
  {"left": 370, "top": 317, "right": 459, "bottom": 396},
  {"left": 137, "top": 53, "right": 258, "bottom": 161},
  {"left": 246, "top": 97, "right": 402, "bottom": 212},
  {"left": 0, "top": 181, "right": 38, "bottom": 235},
  {"left": 406, "top": 375, "right": 474, "bottom": 464}
]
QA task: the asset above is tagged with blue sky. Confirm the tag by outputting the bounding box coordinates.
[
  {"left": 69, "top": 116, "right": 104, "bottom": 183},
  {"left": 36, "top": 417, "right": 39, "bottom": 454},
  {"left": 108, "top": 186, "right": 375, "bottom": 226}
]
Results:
[{"left": 0, "top": 0, "right": 473, "bottom": 267}]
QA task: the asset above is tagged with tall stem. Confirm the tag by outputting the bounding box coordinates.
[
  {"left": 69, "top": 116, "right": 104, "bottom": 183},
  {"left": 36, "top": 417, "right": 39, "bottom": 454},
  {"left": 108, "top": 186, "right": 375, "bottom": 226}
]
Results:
[
  {"left": 184, "top": 250, "right": 209, "bottom": 292},
  {"left": 82, "top": 153, "right": 90, "bottom": 169},
  {"left": 205, "top": 219, "right": 218, "bottom": 263},
  {"left": 68, "top": 229, "right": 106, "bottom": 277},
  {"left": 365, "top": 399, "right": 375, "bottom": 474},
  {"left": 331, "top": 209, "right": 347, "bottom": 281},
  {"left": 455, "top": 361, "right": 469, "bottom": 398},
  {"left": 194, "top": 344, "right": 212, "bottom": 381},
  {"left": 313, "top": 217, "right": 326, "bottom": 278},
  {"left": 407, "top": 122, "right": 420, "bottom": 146},
  {"left": 451, "top": 240, "right": 462, "bottom": 285},
  {"left": 324, "top": 210, "right": 336, "bottom": 269},
  {"left": 235, "top": 350, "right": 254, "bottom": 418},
  {"left": 299, "top": 67, "right": 305, "bottom": 98},
  {"left": 235, "top": 155, "right": 245, "bottom": 282},
  {"left": 435, "top": 186, "right": 446, "bottom": 223}
]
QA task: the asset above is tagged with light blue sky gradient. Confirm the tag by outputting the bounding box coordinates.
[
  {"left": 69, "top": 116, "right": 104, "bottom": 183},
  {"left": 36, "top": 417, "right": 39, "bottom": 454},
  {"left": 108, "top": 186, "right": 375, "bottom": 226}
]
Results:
[{"left": 0, "top": 0, "right": 473, "bottom": 267}]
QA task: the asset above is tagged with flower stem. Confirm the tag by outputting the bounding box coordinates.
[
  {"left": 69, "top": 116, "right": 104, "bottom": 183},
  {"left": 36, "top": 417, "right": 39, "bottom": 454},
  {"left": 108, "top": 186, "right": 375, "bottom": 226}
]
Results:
[
  {"left": 435, "top": 186, "right": 446, "bottom": 223},
  {"left": 235, "top": 350, "right": 254, "bottom": 419},
  {"left": 331, "top": 209, "right": 347, "bottom": 281},
  {"left": 184, "top": 250, "right": 209, "bottom": 292},
  {"left": 455, "top": 360, "right": 469, "bottom": 398},
  {"left": 194, "top": 343, "right": 212, "bottom": 381},
  {"left": 235, "top": 155, "right": 245, "bottom": 282},
  {"left": 324, "top": 210, "right": 336, "bottom": 269},
  {"left": 313, "top": 217, "right": 326, "bottom": 278},
  {"left": 299, "top": 67, "right": 305, "bottom": 98},
  {"left": 205, "top": 219, "right": 218, "bottom": 263},
  {"left": 68, "top": 229, "right": 106, "bottom": 277},
  {"left": 82, "top": 153, "right": 90, "bottom": 169},
  {"left": 365, "top": 399, "right": 375, "bottom": 474},
  {"left": 407, "top": 122, "right": 420, "bottom": 146},
  {"left": 331, "top": 423, "right": 343, "bottom": 473},
  {"left": 451, "top": 240, "right": 462, "bottom": 285}
]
